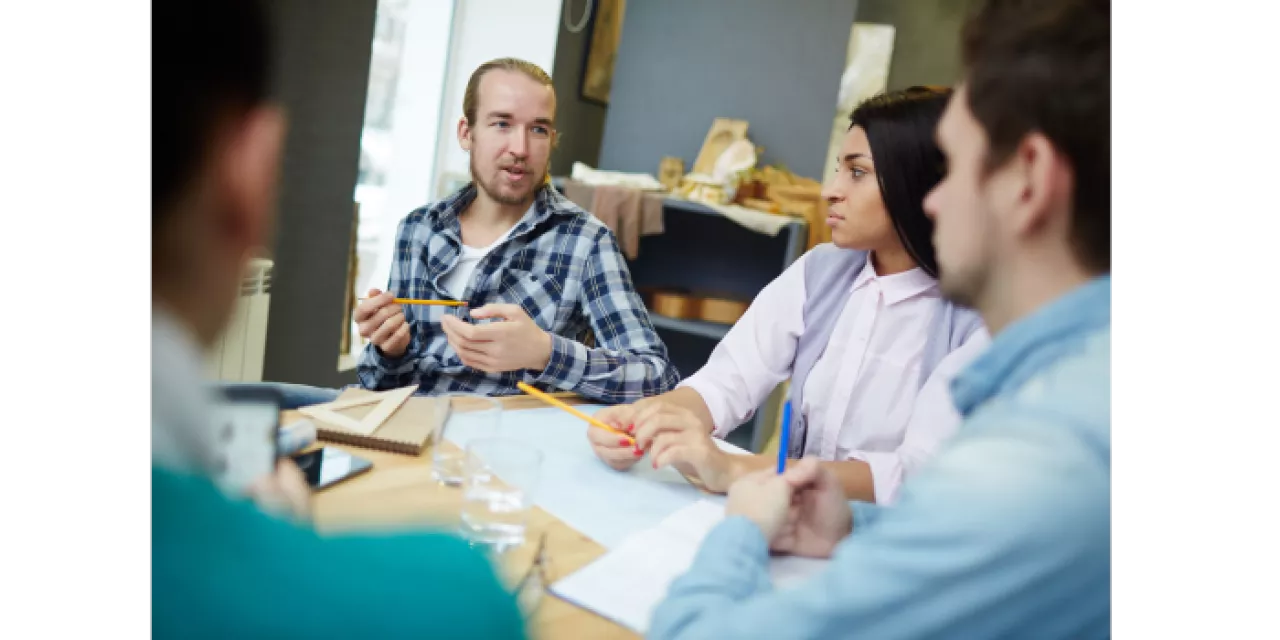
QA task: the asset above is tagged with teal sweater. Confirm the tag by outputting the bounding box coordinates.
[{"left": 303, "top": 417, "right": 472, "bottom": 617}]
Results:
[{"left": 152, "top": 466, "right": 526, "bottom": 639}]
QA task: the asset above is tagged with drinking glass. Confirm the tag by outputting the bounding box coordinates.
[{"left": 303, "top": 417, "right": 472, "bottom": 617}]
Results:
[{"left": 458, "top": 437, "right": 543, "bottom": 555}]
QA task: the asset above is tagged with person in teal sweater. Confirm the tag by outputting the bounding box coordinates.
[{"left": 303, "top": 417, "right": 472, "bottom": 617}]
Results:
[
  {"left": 152, "top": 2, "right": 523, "bottom": 637},
  {"left": 153, "top": 467, "right": 523, "bottom": 638}
]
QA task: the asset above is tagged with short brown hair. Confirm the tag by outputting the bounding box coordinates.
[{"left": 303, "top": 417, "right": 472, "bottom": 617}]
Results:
[
  {"left": 462, "top": 57, "right": 554, "bottom": 126},
  {"left": 962, "top": 0, "right": 1110, "bottom": 273}
]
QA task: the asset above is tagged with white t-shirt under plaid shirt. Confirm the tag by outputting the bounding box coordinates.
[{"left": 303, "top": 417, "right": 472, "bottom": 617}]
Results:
[
  {"left": 357, "top": 183, "right": 680, "bottom": 404},
  {"left": 438, "top": 217, "right": 517, "bottom": 300}
]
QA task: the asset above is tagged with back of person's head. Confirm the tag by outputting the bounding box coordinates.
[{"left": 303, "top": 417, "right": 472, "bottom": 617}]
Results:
[
  {"left": 849, "top": 86, "right": 952, "bottom": 277},
  {"left": 154, "top": 0, "right": 271, "bottom": 220},
  {"left": 962, "top": 0, "right": 1110, "bottom": 273},
  {"left": 153, "top": 0, "right": 283, "bottom": 344}
]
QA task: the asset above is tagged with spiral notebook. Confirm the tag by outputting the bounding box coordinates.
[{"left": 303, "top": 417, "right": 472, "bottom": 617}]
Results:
[{"left": 299, "top": 387, "right": 450, "bottom": 455}]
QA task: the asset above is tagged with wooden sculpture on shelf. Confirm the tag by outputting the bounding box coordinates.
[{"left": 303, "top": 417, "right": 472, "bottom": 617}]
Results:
[
  {"left": 692, "top": 118, "right": 749, "bottom": 176},
  {"left": 756, "top": 166, "right": 828, "bottom": 248},
  {"left": 668, "top": 119, "right": 831, "bottom": 249},
  {"left": 658, "top": 157, "right": 684, "bottom": 192}
]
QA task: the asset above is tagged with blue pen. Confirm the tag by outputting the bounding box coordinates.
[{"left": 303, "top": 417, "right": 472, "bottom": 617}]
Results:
[{"left": 777, "top": 401, "right": 792, "bottom": 474}]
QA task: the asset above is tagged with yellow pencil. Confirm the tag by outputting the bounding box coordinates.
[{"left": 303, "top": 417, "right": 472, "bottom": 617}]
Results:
[
  {"left": 515, "top": 382, "right": 635, "bottom": 444},
  {"left": 360, "top": 298, "right": 467, "bottom": 307}
]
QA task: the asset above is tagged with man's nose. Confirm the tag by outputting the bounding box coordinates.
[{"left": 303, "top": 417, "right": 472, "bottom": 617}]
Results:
[{"left": 507, "top": 128, "right": 529, "bottom": 158}]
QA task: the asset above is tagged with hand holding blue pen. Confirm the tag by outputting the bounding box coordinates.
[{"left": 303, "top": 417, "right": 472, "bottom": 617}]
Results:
[{"left": 777, "top": 401, "right": 792, "bottom": 474}]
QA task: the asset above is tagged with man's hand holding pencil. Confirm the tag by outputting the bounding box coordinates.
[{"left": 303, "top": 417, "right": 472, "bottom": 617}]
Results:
[{"left": 355, "top": 289, "right": 411, "bottom": 358}]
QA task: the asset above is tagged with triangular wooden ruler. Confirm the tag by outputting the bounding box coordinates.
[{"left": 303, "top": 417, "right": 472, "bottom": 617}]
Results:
[{"left": 298, "top": 385, "right": 416, "bottom": 436}]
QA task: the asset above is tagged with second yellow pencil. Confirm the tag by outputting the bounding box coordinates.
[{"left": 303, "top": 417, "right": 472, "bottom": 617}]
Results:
[{"left": 515, "top": 382, "right": 636, "bottom": 444}]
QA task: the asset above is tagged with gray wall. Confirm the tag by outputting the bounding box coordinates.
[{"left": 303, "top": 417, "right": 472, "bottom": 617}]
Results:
[
  {"left": 598, "top": 0, "right": 859, "bottom": 180},
  {"left": 856, "top": 0, "right": 973, "bottom": 90},
  {"left": 262, "top": 0, "right": 376, "bottom": 388},
  {"left": 550, "top": 0, "right": 609, "bottom": 177}
]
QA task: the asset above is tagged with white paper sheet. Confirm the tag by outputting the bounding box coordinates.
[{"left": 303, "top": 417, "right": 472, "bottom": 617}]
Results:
[
  {"left": 549, "top": 500, "right": 829, "bottom": 634},
  {"left": 444, "top": 405, "right": 750, "bottom": 548}
]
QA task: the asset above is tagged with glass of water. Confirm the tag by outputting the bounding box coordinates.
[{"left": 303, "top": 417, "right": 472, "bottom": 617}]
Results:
[
  {"left": 431, "top": 394, "right": 501, "bottom": 486},
  {"left": 459, "top": 438, "right": 543, "bottom": 555}
]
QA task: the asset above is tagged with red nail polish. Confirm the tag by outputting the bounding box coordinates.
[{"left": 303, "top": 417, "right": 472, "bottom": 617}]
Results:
[
  {"left": 626, "top": 424, "right": 634, "bottom": 434},
  {"left": 619, "top": 438, "right": 630, "bottom": 446},
  {"left": 634, "top": 448, "right": 643, "bottom": 457}
]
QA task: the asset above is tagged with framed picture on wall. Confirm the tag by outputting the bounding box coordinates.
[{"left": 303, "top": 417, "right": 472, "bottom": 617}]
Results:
[{"left": 580, "top": 0, "right": 626, "bottom": 106}]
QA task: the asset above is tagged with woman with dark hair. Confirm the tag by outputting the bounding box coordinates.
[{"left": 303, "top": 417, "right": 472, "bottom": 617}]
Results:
[{"left": 586, "top": 87, "right": 989, "bottom": 504}]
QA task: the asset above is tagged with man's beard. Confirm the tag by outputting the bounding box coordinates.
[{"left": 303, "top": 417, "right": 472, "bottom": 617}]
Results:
[
  {"left": 937, "top": 257, "right": 991, "bottom": 312},
  {"left": 471, "top": 156, "right": 544, "bottom": 206},
  {"left": 936, "top": 201, "right": 997, "bottom": 313}
]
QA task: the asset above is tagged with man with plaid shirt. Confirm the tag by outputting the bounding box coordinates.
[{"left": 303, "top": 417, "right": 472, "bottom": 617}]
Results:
[{"left": 354, "top": 58, "right": 678, "bottom": 404}]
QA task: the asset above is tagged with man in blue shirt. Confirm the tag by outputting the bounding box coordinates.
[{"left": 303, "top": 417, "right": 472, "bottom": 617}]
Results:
[{"left": 650, "top": 1, "right": 1111, "bottom": 638}]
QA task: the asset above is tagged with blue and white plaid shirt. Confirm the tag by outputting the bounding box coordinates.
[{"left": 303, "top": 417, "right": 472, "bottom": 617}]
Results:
[{"left": 357, "top": 183, "right": 680, "bottom": 403}]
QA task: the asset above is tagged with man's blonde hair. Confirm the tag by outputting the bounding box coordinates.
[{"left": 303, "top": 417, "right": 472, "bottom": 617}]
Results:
[{"left": 462, "top": 57, "right": 555, "bottom": 126}]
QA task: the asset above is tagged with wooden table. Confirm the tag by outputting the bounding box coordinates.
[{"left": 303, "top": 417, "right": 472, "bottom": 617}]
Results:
[{"left": 286, "top": 394, "right": 637, "bottom": 640}]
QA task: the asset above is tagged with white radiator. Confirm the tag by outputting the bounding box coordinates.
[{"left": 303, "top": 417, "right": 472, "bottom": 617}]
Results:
[{"left": 206, "top": 258, "right": 272, "bottom": 382}]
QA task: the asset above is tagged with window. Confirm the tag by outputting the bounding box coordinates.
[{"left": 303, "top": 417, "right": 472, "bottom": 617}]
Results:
[{"left": 347, "top": 0, "right": 458, "bottom": 359}]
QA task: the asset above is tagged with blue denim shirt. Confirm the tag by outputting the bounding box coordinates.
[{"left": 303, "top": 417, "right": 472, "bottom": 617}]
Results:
[{"left": 650, "top": 276, "right": 1111, "bottom": 639}]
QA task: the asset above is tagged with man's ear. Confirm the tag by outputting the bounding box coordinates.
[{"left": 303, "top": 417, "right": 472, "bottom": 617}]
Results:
[
  {"left": 217, "top": 104, "right": 286, "bottom": 256},
  {"left": 1010, "top": 132, "right": 1075, "bottom": 239},
  {"left": 458, "top": 116, "right": 473, "bottom": 152}
]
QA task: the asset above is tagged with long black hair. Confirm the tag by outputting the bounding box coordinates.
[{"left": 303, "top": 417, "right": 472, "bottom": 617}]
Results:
[{"left": 848, "top": 86, "right": 951, "bottom": 278}]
